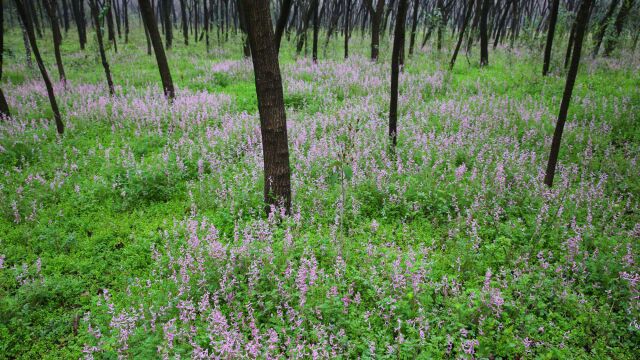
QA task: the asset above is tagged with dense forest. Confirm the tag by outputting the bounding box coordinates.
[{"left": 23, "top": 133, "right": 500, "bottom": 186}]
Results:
[{"left": 0, "top": 0, "right": 639, "bottom": 358}]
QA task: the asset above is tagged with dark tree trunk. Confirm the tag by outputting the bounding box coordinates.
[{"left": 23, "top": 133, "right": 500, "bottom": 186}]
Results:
[
  {"left": 450, "top": 0, "right": 475, "bottom": 70},
  {"left": 27, "top": 0, "right": 43, "bottom": 38},
  {"left": 18, "top": 17, "right": 34, "bottom": 68},
  {"left": 389, "top": 0, "right": 408, "bottom": 149},
  {"left": 162, "top": 0, "right": 172, "bottom": 48},
  {"left": 194, "top": 0, "right": 199, "bottom": 43},
  {"left": 71, "top": 0, "right": 87, "bottom": 49},
  {"left": 366, "top": 0, "right": 385, "bottom": 61},
  {"left": 203, "top": 0, "right": 209, "bottom": 50},
  {"left": 480, "top": 0, "right": 490, "bottom": 66},
  {"left": 90, "top": 0, "right": 115, "bottom": 95},
  {"left": 275, "top": 0, "right": 293, "bottom": 52},
  {"left": 542, "top": 0, "right": 560, "bottom": 75},
  {"left": 143, "top": 16, "right": 152, "bottom": 55},
  {"left": 312, "top": 0, "right": 320, "bottom": 62},
  {"left": 592, "top": 0, "right": 619, "bottom": 56},
  {"left": 114, "top": 0, "right": 122, "bottom": 38},
  {"left": 106, "top": 0, "right": 118, "bottom": 52},
  {"left": 544, "top": 0, "right": 592, "bottom": 187},
  {"left": 0, "top": 0, "right": 9, "bottom": 119},
  {"left": 564, "top": 15, "right": 576, "bottom": 68},
  {"left": 61, "top": 0, "right": 70, "bottom": 32},
  {"left": 345, "top": 0, "right": 352, "bottom": 58},
  {"left": 180, "top": 0, "right": 188, "bottom": 45},
  {"left": 240, "top": 0, "right": 292, "bottom": 215},
  {"left": 408, "top": 0, "right": 419, "bottom": 56},
  {"left": 493, "top": 0, "right": 512, "bottom": 48},
  {"left": 604, "top": 0, "right": 635, "bottom": 56},
  {"left": 124, "top": 0, "right": 129, "bottom": 43},
  {"left": 139, "top": 0, "right": 175, "bottom": 100},
  {"left": 42, "top": 0, "right": 66, "bottom": 83},
  {"left": 15, "top": 0, "right": 64, "bottom": 134}
]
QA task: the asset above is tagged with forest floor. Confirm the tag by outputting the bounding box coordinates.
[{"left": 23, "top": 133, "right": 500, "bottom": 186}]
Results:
[{"left": 1, "top": 31, "right": 639, "bottom": 359}]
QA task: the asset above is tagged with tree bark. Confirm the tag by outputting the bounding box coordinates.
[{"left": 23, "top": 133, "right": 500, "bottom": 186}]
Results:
[
  {"left": 15, "top": 0, "right": 64, "bottom": 134},
  {"left": 408, "top": 0, "right": 420, "bottom": 56},
  {"left": 450, "top": 0, "right": 475, "bottom": 70},
  {"left": 240, "top": 0, "right": 292, "bottom": 214},
  {"left": 344, "top": 0, "right": 352, "bottom": 58},
  {"left": 71, "top": 0, "right": 87, "bottom": 49},
  {"left": 0, "top": 0, "right": 9, "bottom": 119},
  {"left": 604, "top": 0, "right": 635, "bottom": 56},
  {"left": 365, "top": 0, "right": 385, "bottom": 61},
  {"left": 542, "top": 0, "right": 560, "bottom": 75},
  {"left": 42, "top": 0, "right": 66, "bottom": 83},
  {"left": 389, "top": 0, "right": 408, "bottom": 149},
  {"left": 139, "top": 0, "right": 175, "bottom": 100},
  {"left": 90, "top": 0, "right": 116, "bottom": 95},
  {"left": 312, "top": 0, "right": 320, "bottom": 62},
  {"left": 544, "top": 0, "right": 592, "bottom": 187},
  {"left": 480, "top": 0, "right": 490, "bottom": 66},
  {"left": 591, "top": 0, "right": 619, "bottom": 57}
]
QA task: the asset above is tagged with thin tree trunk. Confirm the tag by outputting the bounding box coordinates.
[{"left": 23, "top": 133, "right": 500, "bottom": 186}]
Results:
[
  {"left": 240, "top": 0, "right": 292, "bottom": 214},
  {"left": 544, "top": 0, "right": 592, "bottom": 187},
  {"left": 15, "top": 0, "right": 64, "bottom": 134},
  {"left": 124, "top": 0, "right": 129, "bottom": 43},
  {"left": 591, "top": 0, "right": 619, "bottom": 57},
  {"left": 275, "top": 0, "right": 293, "bottom": 52},
  {"left": 450, "top": 0, "right": 475, "bottom": 70},
  {"left": 312, "top": 0, "right": 320, "bottom": 62},
  {"left": 480, "top": 0, "right": 490, "bottom": 66},
  {"left": 389, "top": 0, "right": 408, "bottom": 149},
  {"left": 71, "top": 0, "right": 87, "bottom": 49},
  {"left": 162, "top": 0, "right": 172, "bottom": 48},
  {"left": 604, "top": 0, "right": 635, "bottom": 56},
  {"left": 0, "top": 0, "right": 9, "bottom": 119},
  {"left": 542, "top": 0, "right": 560, "bottom": 75},
  {"left": 344, "top": 0, "right": 352, "bottom": 58},
  {"left": 43, "top": 0, "right": 66, "bottom": 83},
  {"left": 180, "top": 0, "right": 188, "bottom": 45},
  {"left": 106, "top": 0, "right": 118, "bottom": 52},
  {"left": 408, "top": 0, "right": 419, "bottom": 56},
  {"left": 90, "top": 0, "right": 115, "bottom": 95},
  {"left": 139, "top": 0, "right": 175, "bottom": 100}
]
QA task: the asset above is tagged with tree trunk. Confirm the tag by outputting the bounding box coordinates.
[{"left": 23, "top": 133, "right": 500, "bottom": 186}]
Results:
[
  {"left": 90, "top": 0, "right": 116, "bottom": 95},
  {"left": 61, "top": 0, "right": 70, "bottom": 33},
  {"left": 480, "top": 0, "right": 490, "bottom": 66},
  {"left": 139, "top": 0, "right": 175, "bottom": 100},
  {"left": 71, "top": 0, "right": 87, "bottom": 49},
  {"left": 0, "top": 0, "right": 9, "bottom": 119},
  {"left": 542, "top": 0, "right": 560, "bottom": 76},
  {"left": 389, "top": 0, "right": 408, "bottom": 149},
  {"left": 604, "top": 0, "right": 635, "bottom": 56},
  {"left": 180, "top": 0, "right": 188, "bottom": 45},
  {"left": 42, "top": 0, "right": 66, "bottom": 83},
  {"left": 275, "top": 0, "right": 294, "bottom": 52},
  {"left": 366, "top": 0, "right": 385, "bottom": 61},
  {"left": 450, "top": 0, "right": 475, "bottom": 70},
  {"left": 106, "top": 0, "right": 118, "bottom": 52},
  {"left": 544, "top": 0, "right": 592, "bottom": 187},
  {"left": 15, "top": 0, "right": 64, "bottom": 134},
  {"left": 408, "top": 0, "right": 419, "bottom": 56},
  {"left": 312, "top": 0, "right": 320, "bottom": 62},
  {"left": 240, "top": 0, "right": 292, "bottom": 215},
  {"left": 162, "top": 0, "right": 172, "bottom": 48},
  {"left": 124, "top": 0, "right": 129, "bottom": 43},
  {"left": 591, "top": 0, "right": 619, "bottom": 57},
  {"left": 344, "top": 0, "right": 352, "bottom": 58}
]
